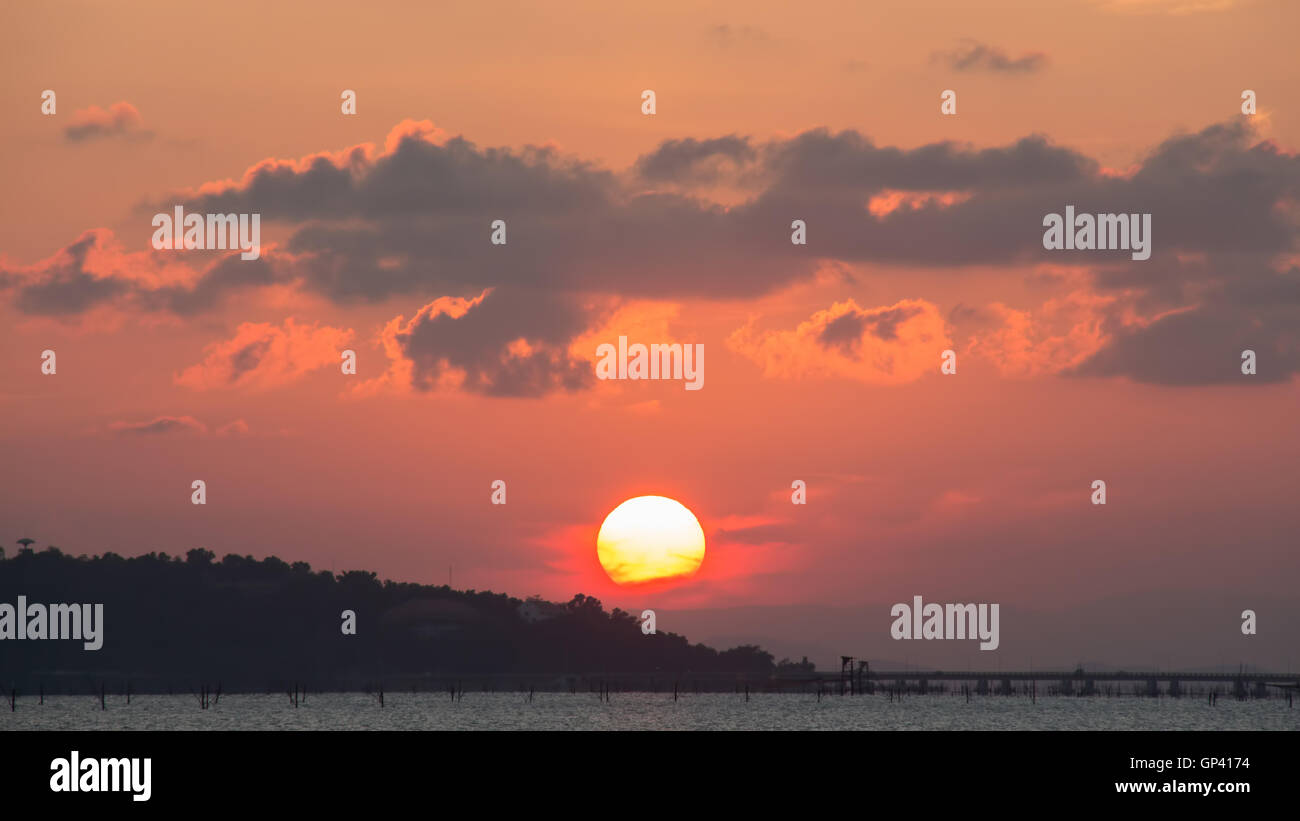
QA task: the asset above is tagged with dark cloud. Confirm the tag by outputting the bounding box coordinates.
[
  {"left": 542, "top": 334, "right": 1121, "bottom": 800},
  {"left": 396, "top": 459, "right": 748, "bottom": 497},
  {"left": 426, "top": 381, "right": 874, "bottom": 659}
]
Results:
[
  {"left": 1070, "top": 259, "right": 1300, "bottom": 384},
  {"left": 30, "top": 120, "right": 1288, "bottom": 311},
  {"left": 0, "top": 231, "right": 284, "bottom": 317},
  {"left": 228, "top": 338, "right": 275, "bottom": 382},
  {"left": 633, "top": 135, "right": 756, "bottom": 184},
  {"left": 818, "top": 304, "right": 923, "bottom": 353},
  {"left": 760, "top": 129, "right": 1093, "bottom": 192},
  {"left": 182, "top": 137, "right": 612, "bottom": 221},
  {"left": 141, "top": 255, "right": 282, "bottom": 316},
  {"left": 9, "top": 118, "right": 1299, "bottom": 387},
  {"left": 387, "top": 288, "right": 594, "bottom": 397},
  {"left": 8, "top": 232, "right": 128, "bottom": 315},
  {"left": 168, "top": 126, "right": 1102, "bottom": 305},
  {"left": 932, "top": 40, "right": 1048, "bottom": 73}
]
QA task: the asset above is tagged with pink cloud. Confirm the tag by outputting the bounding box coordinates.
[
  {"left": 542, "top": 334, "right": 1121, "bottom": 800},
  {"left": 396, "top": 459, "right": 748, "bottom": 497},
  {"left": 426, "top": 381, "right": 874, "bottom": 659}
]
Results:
[
  {"left": 174, "top": 318, "right": 354, "bottom": 391},
  {"left": 64, "top": 102, "right": 151, "bottom": 142},
  {"left": 727, "top": 298, "right": 950, "bottom": 384}
]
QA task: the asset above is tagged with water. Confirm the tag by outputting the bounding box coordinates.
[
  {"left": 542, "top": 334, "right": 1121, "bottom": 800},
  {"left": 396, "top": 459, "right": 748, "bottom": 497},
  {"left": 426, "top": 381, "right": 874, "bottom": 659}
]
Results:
[{"left": 5, "top": 692, "right": 1297, "bottom": 730}]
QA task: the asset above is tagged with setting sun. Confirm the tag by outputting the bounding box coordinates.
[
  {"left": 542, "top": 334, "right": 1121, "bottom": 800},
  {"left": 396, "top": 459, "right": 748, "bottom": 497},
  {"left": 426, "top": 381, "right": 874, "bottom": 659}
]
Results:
[{"left": 596, "top": 496, "right": 706, "bottom": 585}]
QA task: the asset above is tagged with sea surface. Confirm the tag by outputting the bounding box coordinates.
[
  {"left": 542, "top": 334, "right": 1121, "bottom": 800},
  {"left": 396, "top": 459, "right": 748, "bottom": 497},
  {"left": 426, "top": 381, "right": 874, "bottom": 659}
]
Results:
[{"left": 5, "top": 692, "right": 1297, "bottom": 730}]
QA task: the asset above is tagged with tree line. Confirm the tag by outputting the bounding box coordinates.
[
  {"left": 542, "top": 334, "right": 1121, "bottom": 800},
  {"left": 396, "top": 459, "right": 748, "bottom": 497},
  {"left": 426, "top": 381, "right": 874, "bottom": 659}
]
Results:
[{"left": 0, "top": 543, "right": 776, "bottom": 692}]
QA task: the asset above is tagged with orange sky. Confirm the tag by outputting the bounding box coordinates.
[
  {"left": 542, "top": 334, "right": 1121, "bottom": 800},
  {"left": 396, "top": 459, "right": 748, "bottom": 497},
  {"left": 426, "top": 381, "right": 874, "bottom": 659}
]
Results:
[{"left": 2, "top": 0, "right": 1298, "bottom": 670}]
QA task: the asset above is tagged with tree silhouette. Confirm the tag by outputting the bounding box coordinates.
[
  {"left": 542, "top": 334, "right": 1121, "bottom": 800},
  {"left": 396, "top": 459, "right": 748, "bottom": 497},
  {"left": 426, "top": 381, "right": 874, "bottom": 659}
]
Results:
[{"left": 0, "top": 544, "right": 777, "bottom": 691}]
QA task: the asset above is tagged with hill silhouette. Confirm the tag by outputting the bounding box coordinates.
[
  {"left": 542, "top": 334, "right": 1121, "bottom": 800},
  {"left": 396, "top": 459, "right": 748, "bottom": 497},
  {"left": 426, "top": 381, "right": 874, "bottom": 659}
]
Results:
[{"left": 0, "top": 544, "right": 775, "bottom": 693}]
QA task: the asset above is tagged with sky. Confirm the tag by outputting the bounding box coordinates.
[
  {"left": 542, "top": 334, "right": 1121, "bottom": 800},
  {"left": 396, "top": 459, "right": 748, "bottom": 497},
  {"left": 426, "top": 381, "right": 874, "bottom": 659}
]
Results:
[{"left": 2, "top": 0, "right": 1298, "bottom": 671}]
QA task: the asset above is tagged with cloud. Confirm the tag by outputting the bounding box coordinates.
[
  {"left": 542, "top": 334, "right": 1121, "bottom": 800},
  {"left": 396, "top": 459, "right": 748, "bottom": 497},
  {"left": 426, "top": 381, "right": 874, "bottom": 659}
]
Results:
[
  {"left": 164, "top": 122, "right": 1098, "bottom": 308},
  {"left": 5, "top": 231, "right": 130, "bottom": 314},
  {"left": 728, "top": 298, "right": 950, "bottom": 384},
  {"left": 0, "top": 229, "right": 287, "bottom": 318},
  {"left": 704, "top": 24, "right": 770, "bottom": 46},
  {"left": 215, "top": 419, "right": 250, "bottom": 435},
  {"left": 106, "top": 416, "right": 252, "bottom": 436},
  {"left": 966, "top": 290, "right": 1116, "bottom": 378},
  {"left": 174, "top": 318, "right": 354, "bottom": 391},
  {"left": 10, "top": 117, "right": 1300, "bottom": 387},
  {"left": 108, "top": 415, "right": 208, "bottom": 436},
  {"left": 931, "top": 40, "right": 1048, "bottom": 73},
  {"left": 1066, "top": 259, "right": 1300, "bottom": 383},
  {"left": 24, "top": 119, "right": 1294, "bottom": 305},
  {"left": 153, "top": 118, "right": 1295, "bottom": 289},
  {"left": 633, "top": 136, "right": 756, "bottom": 185},
  {"left": 364, "top": 288, "right": 594, "bottom": 397},
  {"left": 64, "top": 102, "right": 152, "bottom": 143}
]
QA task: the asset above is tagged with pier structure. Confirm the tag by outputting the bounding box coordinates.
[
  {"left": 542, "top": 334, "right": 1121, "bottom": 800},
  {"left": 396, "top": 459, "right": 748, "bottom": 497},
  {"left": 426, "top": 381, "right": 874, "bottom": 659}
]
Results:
[{"left": 771, "top": 667, "right": 1300, "bottom": 698}]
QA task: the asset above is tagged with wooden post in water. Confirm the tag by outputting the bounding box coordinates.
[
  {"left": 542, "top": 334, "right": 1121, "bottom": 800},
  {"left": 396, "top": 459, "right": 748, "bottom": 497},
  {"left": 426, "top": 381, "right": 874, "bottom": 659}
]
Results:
[
  {"left": 744, "top": 683, "right": 749, "bottom": 702},
  {"left": 673, "top": 681, "right": 678, "bottom": 702},
  {"left": 8, "top": 688, "right": 14, "bottom": 712},
  {"left": 39, "top": 683, "right": 44, "bottom": 705},
  {"left": 100, "top": 683, "right": 106, "bottom": 711}
]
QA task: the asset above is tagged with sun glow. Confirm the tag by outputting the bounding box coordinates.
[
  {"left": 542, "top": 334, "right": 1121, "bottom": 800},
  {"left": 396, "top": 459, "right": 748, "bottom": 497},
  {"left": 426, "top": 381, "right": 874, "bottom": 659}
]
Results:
[{"left": 596, "top": 496, "right": 706, "bottom": 585}]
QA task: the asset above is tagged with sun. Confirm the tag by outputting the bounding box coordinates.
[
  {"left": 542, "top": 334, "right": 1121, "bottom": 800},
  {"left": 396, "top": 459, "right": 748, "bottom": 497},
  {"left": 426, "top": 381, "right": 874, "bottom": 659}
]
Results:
[{"left": 597, "top": 496, "right": 706, "bottom": 585}]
